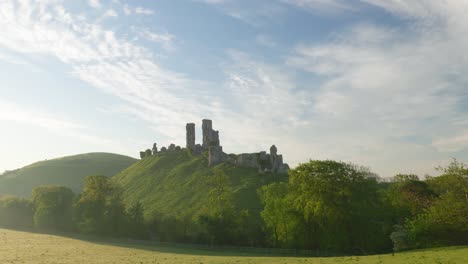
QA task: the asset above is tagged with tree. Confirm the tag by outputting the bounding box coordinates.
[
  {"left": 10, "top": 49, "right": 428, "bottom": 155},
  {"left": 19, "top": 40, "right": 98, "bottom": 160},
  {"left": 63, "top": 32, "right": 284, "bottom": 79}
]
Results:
[
  {"left": 429, "top": 159, "right": 468, "bottom": 203},
  {"left": 288, "top": 160, "right": 387, "bottom": 253},
  {"left": 74, "top": 175, "right": 126, "bottom": 236},
  {"left": 235, "top": 209, "right": 266, "bottom": 247},
  {"left": 127, "top": 201, "right": 148, "bottom": 239},
  {"left": 388, "top": 174, "right": 436, "bottom": 220},
  {"left": 406, "top": 191, "right": 468, "bottom": 248},
  {"left": 207, "top": 169, "right": 234, "bottom": 219},
  {"left": 31, "top": 186, "right": 74, "bottom": 230},
  {"left": 199, "top": 169, "right": 237, "bottom": 245},
  {"left": 258, "top": 182, "right": 298, "bottom": 247},
  {"left": 0, "top": 196, "right": 33, "bottom": 228},
  {"left": 404, "top": 160, "right": 468, "bottom": 248}
]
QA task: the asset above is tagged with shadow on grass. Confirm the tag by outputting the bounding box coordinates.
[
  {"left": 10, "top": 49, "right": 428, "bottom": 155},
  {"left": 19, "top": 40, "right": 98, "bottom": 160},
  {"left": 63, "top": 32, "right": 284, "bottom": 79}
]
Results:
[{"left": 3, "top": 227, "right": 335, "bottom": 258}]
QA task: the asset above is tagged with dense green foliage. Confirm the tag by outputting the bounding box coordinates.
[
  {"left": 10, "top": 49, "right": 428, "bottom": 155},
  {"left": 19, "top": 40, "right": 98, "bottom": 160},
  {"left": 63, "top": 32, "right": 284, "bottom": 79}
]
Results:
[
  {"left": 74, "top": 175, "right": 127, "bottom": 236},
  {"left": 257, "top": 160, "right": 467, "bottom": 253},
  {"left": 0, "top": 176, "right": 146, "bottom": 239},
  {"left": 403, "top": 161, "right": 468, "bottom": 248},
  {"left": 0, "top": 196, "right": 33, "bottom": 228},
  {"left": 258, "top": 182, "right": 297, "bottom": 247},
  {"left": 0, "top": 153, "right": 137, "bottom": 197},
  {"left": 31, "top": 185, "right": 74, "bottom": 230},
  {"left": 0, "top": 151, "right": 466, "bottom": 255},
  {"left": 259, "top": 161, "right": 392, "bottom": 253}
]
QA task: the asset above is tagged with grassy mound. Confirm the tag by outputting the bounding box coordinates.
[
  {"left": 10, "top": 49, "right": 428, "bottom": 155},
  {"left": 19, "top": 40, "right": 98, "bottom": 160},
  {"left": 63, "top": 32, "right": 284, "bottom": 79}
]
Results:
[
  {"left": 0, "top": 153, "right": 137, "bottom": 197},
  {"left": 114, "top": 150, "right": 286, "bottom": 220}
]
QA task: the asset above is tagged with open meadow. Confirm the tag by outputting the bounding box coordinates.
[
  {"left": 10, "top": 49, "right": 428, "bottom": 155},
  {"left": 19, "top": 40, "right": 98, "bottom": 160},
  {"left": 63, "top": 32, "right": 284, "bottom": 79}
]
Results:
[{"left": 0, "top": 229, "right": 466, "bottom": 264}]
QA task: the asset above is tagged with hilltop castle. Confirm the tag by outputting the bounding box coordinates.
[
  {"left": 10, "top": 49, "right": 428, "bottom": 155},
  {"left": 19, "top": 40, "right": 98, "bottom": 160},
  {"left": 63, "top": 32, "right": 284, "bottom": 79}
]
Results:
[{"left": 140, "top": 119, "right": 289, "bottom": 174}]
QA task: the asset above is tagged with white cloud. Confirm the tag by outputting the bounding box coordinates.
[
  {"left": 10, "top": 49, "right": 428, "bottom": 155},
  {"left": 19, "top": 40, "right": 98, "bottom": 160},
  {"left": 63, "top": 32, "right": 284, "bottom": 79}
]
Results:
[
  {"left": 136, "top": 29, "right": 175, "bottom": 51},
  {"left": 103, "top": 9, "right": 118, "bottom": 18},
  {"left": 88, "top": 0, "right": 101, "bottom": 9},
  {"left": 0, "top": 100, "right": 113, "bottom": 147},
  {"left": 192, "top": 50, "right": 314, "bottom": 160},
  {"left": 196, "top": 0, "right": 229, "bottom": 4},
  {"left": 122, "top": 4, "right": 132, "bottom": 15},
  {"left": 0, "top": 51, "right": 29, "bottom": 66},
  {"left": 2, "top": 0, "right": 468, "bottom": 177},
  {"left": 134, "top": 7, "right": 154, "bottom": 15},
  {"left": 285, "top": 0, "right": 468, "bottom": 175},
  {"left": 197, "top": 0, "right": 286, "bottom": 27},
  {"left": 433, "top": 132, "right": 468, "bottom": 152},
  {"left": 281, "top": 0, "right": 354, "bottom": 12},
  {"left": 255, "top": 34, "right": 277, "bottom": 47},
  {"left": 0, "top": 0, "right": 209, "bottom": 143}
]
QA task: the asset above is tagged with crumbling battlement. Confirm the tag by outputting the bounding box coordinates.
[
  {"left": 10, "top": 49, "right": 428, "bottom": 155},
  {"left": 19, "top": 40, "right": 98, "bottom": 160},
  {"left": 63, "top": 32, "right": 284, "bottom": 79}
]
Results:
[
  {"left": 139, "top": 142, "right": 182, "bottom": 159},
  {"left": 185, "top": 119, "right": 289, "bottom": 173},
  {"left": 139, "top": 119, "right": 289, "bottom": 174}
]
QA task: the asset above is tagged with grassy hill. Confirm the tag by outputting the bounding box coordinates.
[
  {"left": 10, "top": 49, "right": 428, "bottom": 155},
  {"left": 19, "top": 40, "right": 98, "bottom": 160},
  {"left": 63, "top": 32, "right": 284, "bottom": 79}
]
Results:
[
  {"left": 0, "top": 153, "right": 137, "bottom": 197},
  {"left": 1, "top": 228, "right": 467, "bottom": 264},
  {"left": 114, "top": 150, "right": 286, "bottom": 220}
]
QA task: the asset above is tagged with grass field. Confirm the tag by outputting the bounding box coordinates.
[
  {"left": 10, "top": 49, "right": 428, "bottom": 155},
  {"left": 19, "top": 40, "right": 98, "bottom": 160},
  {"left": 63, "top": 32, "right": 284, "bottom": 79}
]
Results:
[{"left": 0, "top": 229, "right": 466, "bottom": 263}]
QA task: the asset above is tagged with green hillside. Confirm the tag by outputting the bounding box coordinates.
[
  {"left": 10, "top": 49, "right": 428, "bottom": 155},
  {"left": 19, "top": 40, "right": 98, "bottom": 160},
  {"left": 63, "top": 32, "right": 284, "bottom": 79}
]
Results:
[
  {"left": 0, "top": 153, "right": 137, "bottom": 197},
  {"left": 114, "top": 150, "right": 286, "bottom": 220}
]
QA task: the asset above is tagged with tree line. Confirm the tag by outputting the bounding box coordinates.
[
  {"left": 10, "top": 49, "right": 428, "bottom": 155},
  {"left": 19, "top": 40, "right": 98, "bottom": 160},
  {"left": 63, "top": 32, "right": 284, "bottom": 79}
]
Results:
[
  {"left": 0, "top": 159, "right": 466, "bottom": 254},
  {"left": 0, "top": 176, "right": 147, "bottom": 239}
]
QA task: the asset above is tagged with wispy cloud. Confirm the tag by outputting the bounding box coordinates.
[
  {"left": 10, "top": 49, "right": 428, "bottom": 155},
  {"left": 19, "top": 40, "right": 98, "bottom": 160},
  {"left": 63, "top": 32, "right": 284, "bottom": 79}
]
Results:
[
  {"left": 121, "top": 5, "right": 155, "bottom": 16},
  {"left": 0, "top": 100, "right": 114, "bottom": 147},
  {"left": 103, "top": 9, "right": 118, "bottom": 18},
  {"left": 2, "top": 0, "right": 468, "bottom": 178},
  {"left": 195, "top": 0, "right": 287, "bottom": 27},
  {"left": 136, "top": 29, "right": 176, "bottom": 51},
  {"left": 134, "top": 7, "right": 155, "bottom": 15},
  {"left": 88, "top": 0, "right": 101, "bottom": 9},
  {"left": 281, "top": 0, "right": 355, "bottom": 12},
  {"left": 195, "top": 0, "right": 354, "bottom": 25},
  {"left": 0, "top": 0, "right": 208, "bottom": 144},
  {"left": 255, "top": 34, "right": 277, "bottom": 47},
  {"left": 195, "top": 0, "right": 229, "bottom": 4},
  {"left": 285, "top": 0, "right": 468, "bottom": 174},
  {"left": 122, "top": 4, "right": 132, "bottom": 15}
]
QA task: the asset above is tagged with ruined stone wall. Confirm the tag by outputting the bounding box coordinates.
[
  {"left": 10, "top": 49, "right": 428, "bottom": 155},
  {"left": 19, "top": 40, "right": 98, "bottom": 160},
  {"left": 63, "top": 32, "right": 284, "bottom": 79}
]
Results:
[
  {"left": 237, "top": 153, "right": 258, "bottom": 168},
  {"left": 142, "top": 119, "right": 289, "bottom": 173},
  {"left": 234, "top": 145, "right": 289, "bottom": 174},
  {"left": 208, "top": 146, "right": 226, "bottom": 167}
]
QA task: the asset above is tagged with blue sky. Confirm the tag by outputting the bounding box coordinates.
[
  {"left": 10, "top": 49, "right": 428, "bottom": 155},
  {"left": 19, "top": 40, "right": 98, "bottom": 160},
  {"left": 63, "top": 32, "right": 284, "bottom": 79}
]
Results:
[{"left": 1, "top": 0, "right": 468, "bottom": 177}]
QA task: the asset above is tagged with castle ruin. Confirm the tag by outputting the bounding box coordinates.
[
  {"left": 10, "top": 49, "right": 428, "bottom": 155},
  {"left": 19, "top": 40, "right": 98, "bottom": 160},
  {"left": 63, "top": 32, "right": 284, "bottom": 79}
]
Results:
[{"left": 140, "top": 119, "right": 290, "bottom": 174}]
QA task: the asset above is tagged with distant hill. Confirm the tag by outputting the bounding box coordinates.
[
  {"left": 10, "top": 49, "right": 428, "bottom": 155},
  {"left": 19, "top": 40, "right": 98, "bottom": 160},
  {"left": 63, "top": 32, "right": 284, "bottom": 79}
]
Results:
[
  {"left": 0, "top": 153, "right": 137, "bottom": 197},
  {"left": 114, "top": 150, "right": 286, "bottom": 220}
]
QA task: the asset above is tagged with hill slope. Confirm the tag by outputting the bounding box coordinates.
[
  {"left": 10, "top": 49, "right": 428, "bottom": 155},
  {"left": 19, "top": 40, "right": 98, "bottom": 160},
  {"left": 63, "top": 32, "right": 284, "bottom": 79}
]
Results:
[
  {"left": 114, "top": 150, "right": 286, "bottom": 220},
  {"left": 0, "top": 153, "right": 137, "bottom": 197}
]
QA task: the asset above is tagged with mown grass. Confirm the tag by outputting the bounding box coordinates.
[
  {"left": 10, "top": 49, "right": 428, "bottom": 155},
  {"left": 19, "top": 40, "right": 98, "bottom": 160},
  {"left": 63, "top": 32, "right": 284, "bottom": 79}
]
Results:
[{"left": 0, "top": 229, "right": 466, "bottom": 264}]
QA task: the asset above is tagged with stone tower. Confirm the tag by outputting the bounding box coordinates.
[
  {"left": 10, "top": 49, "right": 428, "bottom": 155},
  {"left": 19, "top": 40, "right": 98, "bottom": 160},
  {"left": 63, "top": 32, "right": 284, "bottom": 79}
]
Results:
[
  {"left": 186, "top": 123, "right": 195, "bottom": 149},
  {"left": 270, "top": 145, "right": 280, "bottom": 173},
  {"left": 202, "top": 119, "right": 212, "bottom": 148},
  {"left": 202, "top": 119, "right": 220, "bottom": 148},
  {"left": 270, "top": 145, "right": 277, "bottom": 156}
]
